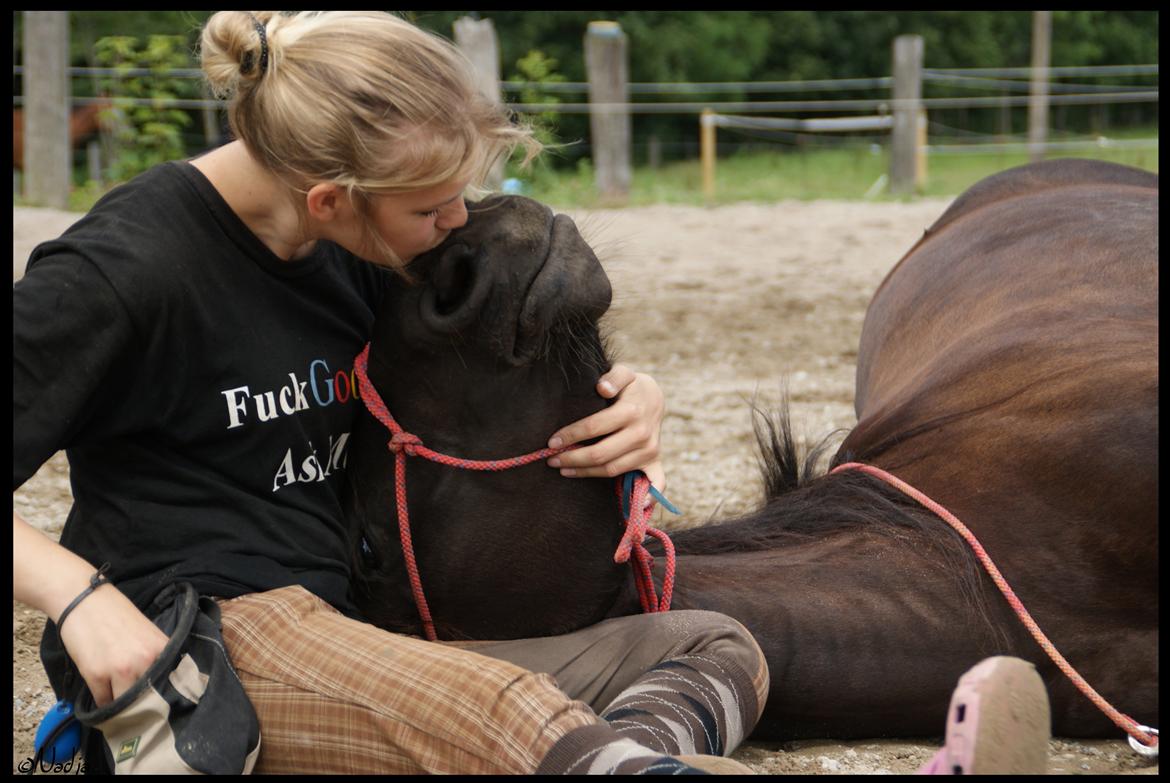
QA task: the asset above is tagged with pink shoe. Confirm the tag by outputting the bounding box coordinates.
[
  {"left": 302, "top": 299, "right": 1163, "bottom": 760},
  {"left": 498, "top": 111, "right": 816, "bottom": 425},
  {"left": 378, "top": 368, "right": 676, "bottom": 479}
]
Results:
[{"left": 917, "top": 656, "right": 1050, "bottom": 775}]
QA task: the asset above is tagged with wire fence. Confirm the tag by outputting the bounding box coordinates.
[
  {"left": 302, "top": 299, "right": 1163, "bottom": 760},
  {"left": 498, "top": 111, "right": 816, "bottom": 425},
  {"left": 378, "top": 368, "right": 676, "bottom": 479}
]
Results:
[
  {"left": 12, "top": 63, "right": 1159, "bottom": 164},
  {"left": 12, "top": 63, "right": 1160, "bottom": 109},
  {"left": 499, "top": 64, "right": 1158, "bottom": 164}
]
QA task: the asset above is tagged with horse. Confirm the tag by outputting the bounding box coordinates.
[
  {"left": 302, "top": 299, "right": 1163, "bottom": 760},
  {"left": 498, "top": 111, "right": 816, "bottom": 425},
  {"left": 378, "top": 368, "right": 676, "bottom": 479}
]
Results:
[
  {"left": 345, "top": 159, "right": 1157, "bottom": 742},
  {"left": 12, "top": 100, "right": 112, "bottom": 171}
]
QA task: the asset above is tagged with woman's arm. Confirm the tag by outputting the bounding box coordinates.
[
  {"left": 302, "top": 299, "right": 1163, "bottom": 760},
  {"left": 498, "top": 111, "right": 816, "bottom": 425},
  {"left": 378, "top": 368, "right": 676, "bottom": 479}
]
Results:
[{"left": 14, "top": 513, "right": 169, "bottom": 706}]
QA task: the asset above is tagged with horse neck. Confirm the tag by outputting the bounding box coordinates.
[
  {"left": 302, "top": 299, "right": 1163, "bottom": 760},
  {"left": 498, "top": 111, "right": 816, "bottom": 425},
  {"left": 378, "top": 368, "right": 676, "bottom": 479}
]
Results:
[
  {"left": 411, "top": 462, "right": 628, "bottom": 639},
  {"left": 347, "top": 362, "right": 629, "bottom": 640}
]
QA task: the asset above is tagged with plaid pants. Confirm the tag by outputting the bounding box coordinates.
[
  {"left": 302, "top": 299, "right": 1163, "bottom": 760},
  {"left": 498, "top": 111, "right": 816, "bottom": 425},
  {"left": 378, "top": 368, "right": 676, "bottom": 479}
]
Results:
[{"left": 218, "top": 585, "right": 767, "bottom": 774}]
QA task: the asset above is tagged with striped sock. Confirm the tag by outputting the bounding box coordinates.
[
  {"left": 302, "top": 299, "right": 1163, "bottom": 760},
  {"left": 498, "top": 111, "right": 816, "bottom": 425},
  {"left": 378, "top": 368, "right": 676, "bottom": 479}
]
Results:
[
  {"left": 535, "top": 723, "right": 709, "bottom": 775},
  {"left": 599, "top": 653, "right": 758, "bottom": 757}
]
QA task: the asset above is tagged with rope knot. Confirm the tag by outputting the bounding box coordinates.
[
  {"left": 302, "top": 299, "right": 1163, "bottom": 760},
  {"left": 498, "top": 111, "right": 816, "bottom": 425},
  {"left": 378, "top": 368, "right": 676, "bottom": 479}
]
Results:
[
  {"left": 389, "top": 431, "right": 423, "bottom": 456},
  {"left": 615, "top": 471, "right": 680, "bottom": 613}
]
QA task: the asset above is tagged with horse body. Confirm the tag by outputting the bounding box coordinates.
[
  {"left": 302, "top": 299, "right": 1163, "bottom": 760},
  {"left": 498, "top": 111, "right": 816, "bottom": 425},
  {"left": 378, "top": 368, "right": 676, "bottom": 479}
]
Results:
[
  {"left": 637, "top": 539, "right": 1013, "bottom": 739},
  {"left": 13, "top": 101, "right": 112, "bottom": 170},
  {"left": 346, "top": 160, "right": 1157, "bottom": 741},
  {"left": 841, "top": 159, "right": 1158, "bottom": 735}
]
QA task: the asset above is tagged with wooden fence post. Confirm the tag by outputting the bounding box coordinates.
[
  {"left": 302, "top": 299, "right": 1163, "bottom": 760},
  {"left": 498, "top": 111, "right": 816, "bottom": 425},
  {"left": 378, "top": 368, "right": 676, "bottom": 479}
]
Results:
[
  {"left": 22, "top": 11, "right": 71, "bottom": 208},
  {"left": 889, "top": 34, "right": 923, "bottom": 196},
  {"left": 585, "top": 21, "right": 631, "bottom": 203},
  {"left": 202, "top": 90, "right": 222, "bottom": 153},
  {"left": 1028, "top": 11, "right": 1052, "bottom": 163},
  {"left": 700, "top": 109, "right": 716, "bottom": 206},
  {"left": 916, "top": 109, "right": 928, "bottom": 190},
  {"left": 453, "top": 16, "right": 505, "bottom": 190}
]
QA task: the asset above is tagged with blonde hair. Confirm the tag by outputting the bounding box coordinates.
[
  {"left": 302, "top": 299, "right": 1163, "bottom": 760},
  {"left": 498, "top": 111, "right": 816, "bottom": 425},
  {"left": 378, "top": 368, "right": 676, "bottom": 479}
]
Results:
[{"left": 199, "top": 11, "right": 541, "bottom": 269}]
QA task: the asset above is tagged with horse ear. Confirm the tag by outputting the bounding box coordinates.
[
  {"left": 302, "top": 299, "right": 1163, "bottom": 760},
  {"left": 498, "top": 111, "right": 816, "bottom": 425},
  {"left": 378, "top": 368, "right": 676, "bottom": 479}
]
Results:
[{"left": 516, "top": 213, "right": 612, "bottom": 361}]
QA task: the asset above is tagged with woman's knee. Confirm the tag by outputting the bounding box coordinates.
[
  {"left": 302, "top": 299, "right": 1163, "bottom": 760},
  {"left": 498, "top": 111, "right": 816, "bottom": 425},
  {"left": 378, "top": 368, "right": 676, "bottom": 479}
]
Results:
[
  {"left": 662, "top": 610, "right": 770, "bottom": 711},
  {"left": 665, "top": 610, "right": 759, "bottom": 657}
]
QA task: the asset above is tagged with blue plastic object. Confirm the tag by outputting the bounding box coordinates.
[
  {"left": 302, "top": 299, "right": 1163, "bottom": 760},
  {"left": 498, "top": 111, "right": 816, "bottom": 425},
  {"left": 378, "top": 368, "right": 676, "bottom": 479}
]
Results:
[
  {"left": 34, "top": 699, "right": 81, "bottom": 764},
  {"left": 501, "top": 177, "right": 526, "bottom": 195},
  {"left": 619, "top": 470, "right": 681, "bottom": 519}
]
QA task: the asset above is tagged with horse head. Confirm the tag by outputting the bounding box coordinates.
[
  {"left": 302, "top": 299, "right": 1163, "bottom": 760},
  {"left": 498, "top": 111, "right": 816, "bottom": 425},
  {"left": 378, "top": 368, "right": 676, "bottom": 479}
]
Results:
[{"left": 347, "top": 195, "right": 629, "bottom": 640}]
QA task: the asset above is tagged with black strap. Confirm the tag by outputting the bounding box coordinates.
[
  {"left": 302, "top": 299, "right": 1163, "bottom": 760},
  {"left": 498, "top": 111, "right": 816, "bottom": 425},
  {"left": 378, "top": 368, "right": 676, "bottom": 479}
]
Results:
[{"left": 55, "top": 563, "right": 112, "bottom": 633}]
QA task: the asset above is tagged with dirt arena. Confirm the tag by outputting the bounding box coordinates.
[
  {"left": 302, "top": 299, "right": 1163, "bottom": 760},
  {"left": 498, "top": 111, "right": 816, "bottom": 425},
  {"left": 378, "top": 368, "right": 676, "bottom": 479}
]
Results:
[{"left": 13, "top": 198, "right": 1158, "bottom": 774}]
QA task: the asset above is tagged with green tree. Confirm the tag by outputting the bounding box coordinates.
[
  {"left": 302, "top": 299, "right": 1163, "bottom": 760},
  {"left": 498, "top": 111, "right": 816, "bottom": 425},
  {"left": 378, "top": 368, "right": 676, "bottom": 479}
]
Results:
[
  {"left": 93, "top": 34, "right": 197, "bottom": 182},
  {"left": 508, "top": 49, "right": 570, "bottom": 186},
  {"left": 12, "top": 11, "right": 1154, "bottom": 180}
]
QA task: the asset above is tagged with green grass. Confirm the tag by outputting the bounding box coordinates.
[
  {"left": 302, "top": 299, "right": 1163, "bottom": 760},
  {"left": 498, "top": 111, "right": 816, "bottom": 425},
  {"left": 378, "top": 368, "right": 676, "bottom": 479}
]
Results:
[
  {"left": 517, "top": 130, "right": 1158, "bottom": 208},
  {"left": 916, "top": 146, "right": 1159, "bottom": 201}
]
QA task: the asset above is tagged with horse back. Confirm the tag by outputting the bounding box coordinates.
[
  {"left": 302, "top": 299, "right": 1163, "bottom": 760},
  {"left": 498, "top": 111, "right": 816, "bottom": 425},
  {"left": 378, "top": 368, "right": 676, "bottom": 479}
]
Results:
[
  {"left": 923, "top": 158, "right": 1157, "bottom": 238},
  {"left": 854, "top": 160, "right": 1156, "bottom": 420},
  {"left": 841, "top": 160, "right": 1157, "bottom": 582}
]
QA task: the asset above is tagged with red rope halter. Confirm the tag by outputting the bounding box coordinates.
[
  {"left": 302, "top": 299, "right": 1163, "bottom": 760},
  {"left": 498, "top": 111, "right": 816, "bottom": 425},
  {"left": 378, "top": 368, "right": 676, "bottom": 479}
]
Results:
[
  {"left": 353, "top": 343, "right": 675, "bottom": 642},
  {"left": 831, "top": 461, "right": 1158, "bottom": 755}
]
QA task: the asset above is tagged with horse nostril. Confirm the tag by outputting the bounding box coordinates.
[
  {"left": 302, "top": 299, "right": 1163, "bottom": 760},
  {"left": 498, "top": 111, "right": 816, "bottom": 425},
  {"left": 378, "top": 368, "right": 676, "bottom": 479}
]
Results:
[
  {"left": 420, "top": 242, "right": 491, "bottom": 332},
  {"left": 431, "top": 242, "right": 479, "bottom": 316},
  {"left": 434, "top": 251, "right": 474, "bottom": 316}
]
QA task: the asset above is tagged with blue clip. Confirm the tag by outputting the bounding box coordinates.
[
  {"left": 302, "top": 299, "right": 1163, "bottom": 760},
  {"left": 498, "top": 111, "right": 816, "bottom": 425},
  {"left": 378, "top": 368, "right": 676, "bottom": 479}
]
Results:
[{"left": 620, "top": 470, "right": 681, "bottom": 518}]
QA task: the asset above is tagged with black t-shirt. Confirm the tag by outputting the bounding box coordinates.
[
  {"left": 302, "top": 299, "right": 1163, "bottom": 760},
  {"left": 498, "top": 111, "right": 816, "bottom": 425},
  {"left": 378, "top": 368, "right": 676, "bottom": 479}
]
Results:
[{"left": 14, "top": 160, "right": 392, "bottom": 621}]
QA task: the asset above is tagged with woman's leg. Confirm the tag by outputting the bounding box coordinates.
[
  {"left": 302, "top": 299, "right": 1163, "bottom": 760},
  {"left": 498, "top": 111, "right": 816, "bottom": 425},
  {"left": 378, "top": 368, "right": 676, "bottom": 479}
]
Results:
[
  {"left": 448, "top": 609, "right": 770, "bottom": 759},
  {"left": 218, "top": 585, "right": 595, "bottom": 773},
  {"left": 217, "top": 586, "right": 729, "bottom": 774}
]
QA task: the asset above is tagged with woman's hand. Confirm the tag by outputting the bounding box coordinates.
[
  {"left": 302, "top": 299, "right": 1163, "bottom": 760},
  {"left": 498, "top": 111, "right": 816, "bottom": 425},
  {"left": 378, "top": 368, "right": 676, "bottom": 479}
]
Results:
[
  {"left": 57, "top": 586, "right": 171, "bottom": 707},
  {"left": 14, "top": 515, "right": 169, "bottom": 708},
  {"left": 546, "top": 364, "right": 667, "bottom": 493}
]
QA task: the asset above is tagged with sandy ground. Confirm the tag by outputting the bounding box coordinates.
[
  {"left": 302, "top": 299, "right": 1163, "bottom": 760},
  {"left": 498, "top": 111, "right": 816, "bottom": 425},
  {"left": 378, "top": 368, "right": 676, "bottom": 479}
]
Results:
[{"left": 12, "top": 200, "right": 1158, "bottom": 774}]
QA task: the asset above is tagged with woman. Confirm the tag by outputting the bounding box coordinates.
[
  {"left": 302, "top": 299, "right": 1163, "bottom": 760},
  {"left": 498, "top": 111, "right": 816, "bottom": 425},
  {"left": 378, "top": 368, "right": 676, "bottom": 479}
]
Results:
[{"left": 14, "top": 11, "right": 768, "bottom": 773}]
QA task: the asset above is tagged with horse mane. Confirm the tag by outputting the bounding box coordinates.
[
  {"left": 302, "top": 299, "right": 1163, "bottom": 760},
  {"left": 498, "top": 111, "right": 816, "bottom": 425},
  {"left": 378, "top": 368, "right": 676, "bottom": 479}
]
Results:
[{"left": 667, "top": 398, "right": 953, "bottom": 554}]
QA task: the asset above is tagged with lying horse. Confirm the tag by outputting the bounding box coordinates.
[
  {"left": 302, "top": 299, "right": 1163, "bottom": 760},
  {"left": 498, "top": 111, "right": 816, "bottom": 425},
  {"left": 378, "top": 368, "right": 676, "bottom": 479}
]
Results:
[{"left": 346, "top": 159, "right": 1157, "bottom": 742}]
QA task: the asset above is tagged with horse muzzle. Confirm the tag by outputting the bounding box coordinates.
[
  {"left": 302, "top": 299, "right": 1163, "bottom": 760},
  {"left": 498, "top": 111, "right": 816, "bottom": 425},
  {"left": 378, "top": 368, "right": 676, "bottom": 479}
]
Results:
[{"left": 414, "top": 197, "right": 612, "bottom": 366}]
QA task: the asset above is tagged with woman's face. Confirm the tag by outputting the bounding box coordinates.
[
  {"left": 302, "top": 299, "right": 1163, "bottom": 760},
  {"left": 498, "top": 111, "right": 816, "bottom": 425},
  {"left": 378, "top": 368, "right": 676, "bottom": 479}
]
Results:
[{"left": 356, "top": 177, "right": 471, "bottom": 267}]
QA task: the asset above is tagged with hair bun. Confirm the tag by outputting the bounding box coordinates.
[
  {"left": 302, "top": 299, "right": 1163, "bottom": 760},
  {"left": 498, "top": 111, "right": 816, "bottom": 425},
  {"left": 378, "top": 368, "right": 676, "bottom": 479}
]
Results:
[{"left": 199, "top": 11, "right": 276, "bottom": 97}]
